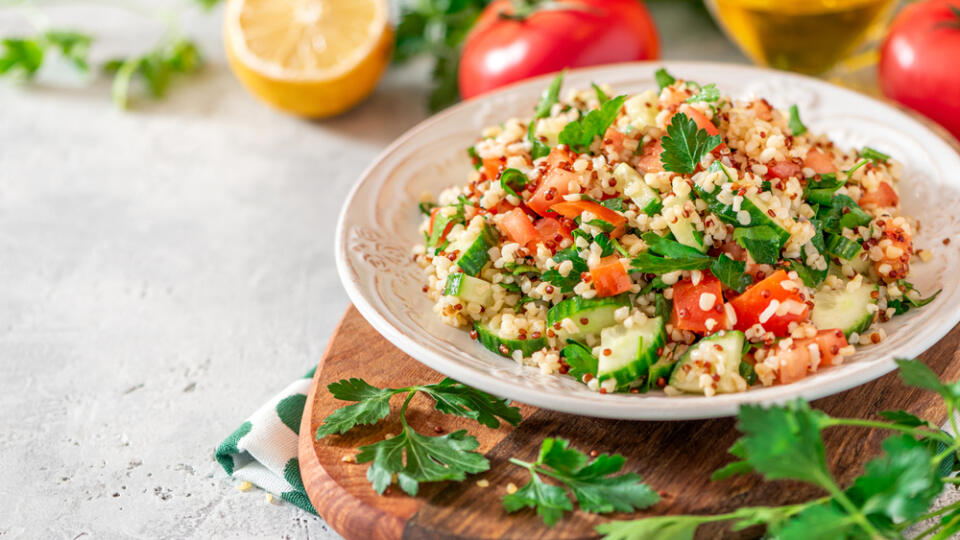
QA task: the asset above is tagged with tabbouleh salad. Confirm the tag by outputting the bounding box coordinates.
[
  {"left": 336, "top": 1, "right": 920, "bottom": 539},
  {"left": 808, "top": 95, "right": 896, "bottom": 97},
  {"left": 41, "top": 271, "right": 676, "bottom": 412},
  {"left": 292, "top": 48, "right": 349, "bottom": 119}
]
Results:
[{"left": 411, "top": 69, "right": 940, "bottom": 397}]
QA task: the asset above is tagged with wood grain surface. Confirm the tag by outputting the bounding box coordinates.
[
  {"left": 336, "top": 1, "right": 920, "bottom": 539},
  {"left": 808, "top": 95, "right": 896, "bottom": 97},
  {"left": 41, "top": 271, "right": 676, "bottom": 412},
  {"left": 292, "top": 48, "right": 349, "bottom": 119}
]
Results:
[{"left": 299, "top": 306, "right": 960, "bottom": 540}]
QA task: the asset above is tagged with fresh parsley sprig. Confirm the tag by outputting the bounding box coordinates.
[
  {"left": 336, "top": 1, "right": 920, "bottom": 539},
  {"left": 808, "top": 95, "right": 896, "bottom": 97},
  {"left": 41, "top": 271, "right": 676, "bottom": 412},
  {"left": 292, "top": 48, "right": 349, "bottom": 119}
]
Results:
[
  {"left": 598, "top": 359, "right": 960, "bottom": 540},
  {"left": 528, "top": 72, "right": 564, "bottom": 159},
  {"left": 503, "top": 438, "right": 660, "bottom": 526},
  {"left": 316, "top": 377, "right": 521, "bottom": 496},
  {"left": 105, "top": 38, "right": 203, "bottom": 109},
  {"left": 659, "top": 112, "right": 722, "bottom": 174},
  {"left": 558, "top": 94, "right": 627, "bottom": 153},
  {"left": 0, "top": 30, "right": 92, "bottom": 79}
]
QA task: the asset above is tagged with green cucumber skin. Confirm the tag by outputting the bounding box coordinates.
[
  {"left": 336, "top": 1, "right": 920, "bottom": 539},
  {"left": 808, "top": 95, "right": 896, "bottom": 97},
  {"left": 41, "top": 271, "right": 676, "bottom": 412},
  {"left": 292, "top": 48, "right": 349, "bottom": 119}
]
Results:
[
  {"left": 444, "top": 273, "right": 494, "bottom": 306},
  {"left": 474, "top": 322, "right": 547, "bottom": 357},
  {"left": 444, "top": 273, "right": 465, "bottom": 296},
  {"left": 597, "top": 317, "right": 666, "bottom": 389},
  {"left": 546, "top": 295, "right": 631, "bottom": 336},
  {"left": 668, "top": 331, "right": 746, "bottom": 394},
  {"left": 646, "top": 357, "right": 680, "bottom": 392},
  {"left": 811, "top": 283, "right": 878, "bottom": 338},
  {"left": 693, "top": 184, "right": 790, "bottom": 245},
  {"left": 456, "top": 224, "right": 499, "bottom": 276}
]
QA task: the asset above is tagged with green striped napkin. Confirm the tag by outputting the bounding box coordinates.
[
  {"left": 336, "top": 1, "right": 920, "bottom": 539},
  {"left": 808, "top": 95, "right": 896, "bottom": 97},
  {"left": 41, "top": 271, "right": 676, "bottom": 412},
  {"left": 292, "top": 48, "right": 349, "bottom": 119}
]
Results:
[{"left": 216, "top": 367, "right": 318, "bottom": 514}]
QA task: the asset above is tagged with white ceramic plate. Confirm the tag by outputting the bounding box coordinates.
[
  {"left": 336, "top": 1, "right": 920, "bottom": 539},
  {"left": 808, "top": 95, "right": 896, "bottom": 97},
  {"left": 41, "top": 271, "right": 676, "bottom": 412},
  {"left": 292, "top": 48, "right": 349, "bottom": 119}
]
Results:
[{"left": 335, "top": 61, "right": 960, "bottom": 420}]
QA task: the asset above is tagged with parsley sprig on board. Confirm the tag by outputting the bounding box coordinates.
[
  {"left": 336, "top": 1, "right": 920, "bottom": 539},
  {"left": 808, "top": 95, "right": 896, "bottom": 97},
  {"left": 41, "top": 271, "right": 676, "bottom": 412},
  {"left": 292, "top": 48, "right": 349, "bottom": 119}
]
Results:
[
  {"left": 316, "top": 377, "right": 521, "bottom": 496},
  {"left": 504, "top": 438, "right": 660, "bottom": 526},
  {"left": 597, "top": 359, "right": 960, "bottom": 540}
]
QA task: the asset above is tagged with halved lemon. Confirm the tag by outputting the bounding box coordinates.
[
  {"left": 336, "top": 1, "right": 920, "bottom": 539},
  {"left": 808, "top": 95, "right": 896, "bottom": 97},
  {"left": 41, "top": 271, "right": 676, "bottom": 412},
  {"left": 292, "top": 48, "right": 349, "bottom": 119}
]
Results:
[{"left": 224, "top": 0, "right": 392, "bottom": 118}]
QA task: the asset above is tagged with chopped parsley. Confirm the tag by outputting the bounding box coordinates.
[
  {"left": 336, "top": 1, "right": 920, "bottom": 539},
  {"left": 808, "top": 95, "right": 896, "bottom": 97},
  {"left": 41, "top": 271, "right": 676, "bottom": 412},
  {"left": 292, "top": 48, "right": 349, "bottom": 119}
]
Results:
[
  {"left": 558, "top": 95, "right": 627, "bottom": 153},
  {"left": 788, "top": 104, "right": 807, "bottom": 136},
  {"left": 659, "top": 112, "right": 722, "bottom": 174}
]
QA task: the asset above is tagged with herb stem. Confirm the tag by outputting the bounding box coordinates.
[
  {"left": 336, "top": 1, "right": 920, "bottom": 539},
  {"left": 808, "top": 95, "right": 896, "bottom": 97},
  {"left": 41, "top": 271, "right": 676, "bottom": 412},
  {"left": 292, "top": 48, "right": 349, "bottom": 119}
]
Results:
[
  {"left": 826, "top": 417, "right": 954, "bottom": 444},
  {"left": 818, "top": 471, "right": 883, "bottom": 539},
  {"left": 910, "top": 497, "right": 960, "bottom": 526},
  {"left": 397, "top": 389, "right": 417, "bottom": 429},
  {"left": 508, "top": 457, "right": 534, "bottom": 469}
]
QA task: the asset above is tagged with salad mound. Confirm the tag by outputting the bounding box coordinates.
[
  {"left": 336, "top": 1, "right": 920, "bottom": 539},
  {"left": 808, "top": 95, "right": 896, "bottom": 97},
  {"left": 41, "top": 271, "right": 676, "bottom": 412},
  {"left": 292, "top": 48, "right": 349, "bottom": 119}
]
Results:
[{"left": 412, "top": 69, "right": 939, "bottom": 397}]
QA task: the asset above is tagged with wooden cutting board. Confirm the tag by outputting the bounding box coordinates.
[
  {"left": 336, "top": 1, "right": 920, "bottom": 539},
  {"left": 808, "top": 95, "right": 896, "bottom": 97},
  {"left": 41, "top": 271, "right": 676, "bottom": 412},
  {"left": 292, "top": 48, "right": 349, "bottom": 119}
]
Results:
[{"left": 298, "top": 306, "right": 960, "bottom": 540}]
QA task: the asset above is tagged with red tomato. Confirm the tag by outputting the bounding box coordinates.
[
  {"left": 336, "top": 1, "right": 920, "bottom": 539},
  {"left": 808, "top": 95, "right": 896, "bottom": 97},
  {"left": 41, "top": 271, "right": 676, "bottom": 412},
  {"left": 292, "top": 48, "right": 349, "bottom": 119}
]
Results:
[
  {"left": 670, "top": 272, "right": 727, "bottom": 335},
  {"left": 767, "top": 160, "right": 802, "bottom": 180},
  {"left": 675, "top": 105, "right": 720, "bottom": 137},
  {"left": 532, "top": 217, "right": 571, "bottom": 252},
  {"left": 879, "top": 0, "right": 960, "bottom": 139},
  {"left": 636, "top": 140, "right": 664, "bottom": 173},
  {"left": 770, "top": 329, "right": 850, "bottom": 384},
  {"left": 481, "top": 157, "right": 503, "bottom": 180},
  {"left": 458, "top": 0, "right": 659, "bottom": 99},
  {"left": 590, "top": 256, "right": 632, "bottom": 297},
  {"left": 547, "top": 200, "right": 627, "bottom": 237},
  {"left": 603, "top": 127, "right": 629, "bottom": 159},
  {"left": 429, "top": 207, "right": 455, "bottom": 245},
  {"left": 804, "top": 148, "right": 837, "bottom": 174},
  {"left": 858, "top": 181, "right": 899, "bottom": 209},
  {"left": 546, "top": 146, "right": 575, "bottom": 168},
  {"left": 729, "top": 270, "right": 810, "bottom": 337},
  {"left": 497, "top": 208, "right": 539, "bottom": 248},
  {"left": 527, "top": 168, "right": 578, "bottom": 216}
]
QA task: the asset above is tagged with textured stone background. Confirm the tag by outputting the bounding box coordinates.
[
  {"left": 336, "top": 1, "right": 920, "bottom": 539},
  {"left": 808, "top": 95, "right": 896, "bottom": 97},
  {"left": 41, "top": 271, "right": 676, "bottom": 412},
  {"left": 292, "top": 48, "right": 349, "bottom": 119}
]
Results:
[{"left": 1, "top": 2, "right": 953, "bottom": 539}]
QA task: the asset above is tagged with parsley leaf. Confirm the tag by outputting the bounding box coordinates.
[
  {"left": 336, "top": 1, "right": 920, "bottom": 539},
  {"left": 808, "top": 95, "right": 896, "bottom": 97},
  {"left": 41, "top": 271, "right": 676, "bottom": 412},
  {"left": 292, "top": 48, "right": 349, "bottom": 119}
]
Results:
[
  {"left": 630, "top": 252, "right": 713, "bottom": 274},
  {"left": 733, "top": 226, "right": 782, "bottom": 265},
  {"left": 654, "top": 67, "right": 676, "bottom": 91},
  {"left": 0, "top": 30, "right": 93, "bottom": 79},
  {"left": 504, "top": 438, "right": 659, "bottom": 526},
  {"left": 561, "top": 339, "right": 597, "bottom": 380},
  {"left": 774, "top": 503, "right": 856, "bottom": 540},
  {"left": 592, "top": 82, "right": 610, "bottom": 104},
  {"left": 886, "top": 280, "right": 941, "bottom": 315},
  {"left": 861, "top": 146, "right": 890, "bottom": 163},
  {"left": 358, "top": 427, "right": 489, "bottom": 496},
  {"left": 659, "top": 112, "right": 722, "bottom": 174},
  {"left": 787, "top": 259, "right": 826, "bottom": 289},
  {"left": 685, "top": 83, "right": 720, "bottom": 104},
  {"left": 558, "top": 95, "right": 626, "bottom": 153},
  {"left": 316, "top": 379, "right": 403, "bottom": 437},
  {"left": 541, "top": 246, "right": 589, "bottom": 292},
  {"left": 711, "top": 254, "right": 752, "bottom": 293},
  {"left": 316, "top": 377, "right": 521, "bottom": 496},
  {"left": 105, "top": 38, "right": 203, "bottom": 109},
  {"left": 788, "top": 104, "right": 807, "bottom": 136},
  {"left": 418, "top": 378, "right": 523, "bottom": 429},
  {"left": 735, "top": 399, "right": 832, "bottom": 487},
  {"left": 895, "top": 359, "right": 960, "bottom": 408},
  {"left": 846, "top": 434, "right": 942, "bottom": 522},
  {"left": 597, "top": 516, "right": 700, "bottom": 540},
  {"left": 529, "top": 72, "right": 564, "bottom": 159},
  {"left": 499, "top": 168, "right": 528, "bottom": 199},
  {"left": 643, "top": 232, "right": 710, "bottom": 259}
]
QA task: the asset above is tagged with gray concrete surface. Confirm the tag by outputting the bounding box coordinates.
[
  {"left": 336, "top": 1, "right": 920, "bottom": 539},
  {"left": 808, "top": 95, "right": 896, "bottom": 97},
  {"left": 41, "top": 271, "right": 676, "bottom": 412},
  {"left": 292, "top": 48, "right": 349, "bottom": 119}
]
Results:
[{"left": 3, "top": 1, "right": 950, "bottom": 539}]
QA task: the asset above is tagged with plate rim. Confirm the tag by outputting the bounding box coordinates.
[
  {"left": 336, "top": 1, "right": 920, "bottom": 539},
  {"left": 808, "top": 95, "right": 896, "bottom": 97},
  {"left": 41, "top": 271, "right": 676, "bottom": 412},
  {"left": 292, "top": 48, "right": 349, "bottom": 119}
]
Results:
[{"left": 335, "top": 60, "right": 960, "bottom": 420}]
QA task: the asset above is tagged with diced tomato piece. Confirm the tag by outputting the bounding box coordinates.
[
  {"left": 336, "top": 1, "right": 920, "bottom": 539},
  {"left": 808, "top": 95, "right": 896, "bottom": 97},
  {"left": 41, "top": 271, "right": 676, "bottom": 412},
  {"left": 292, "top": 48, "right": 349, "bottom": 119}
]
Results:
[
  {"left": 488, "top": 200, "right": 516, "bottom": 215},
  {"left": 874, "top": 218, "right": 913, "bottom": 282},
  {"left": 636, "top": 140, "right": 664, "bottom": 173},
  {"left": 547, "top": 200, "right": 627, "bottom": 238},
  {"left": 429, "top": 207, "right": 455, "bottom": 245},
  {"left": 769, "top": 329, "right": 850, "bottom": 384},
  {"left": 858, "top": 181, "right": 899, "bottom": 209},
  {"left": 590, "top": 256, "right": 632, "bottom": 298},
  {"left": 804, "top": 148, "right": 837, "bottom": 174},
  {"left": 532, "top": 217, "right": 571, "bottom": 252},
  {"left": 659, "top": 86, "right": 690, "bottom": 109},
  {"left": 729, "top": 270, "right": 810, "bottom": 336},
  {"left": 546, "top": 146, "right": 574, "bottom": 169},
  {"left": 497, "top": 208, "right": 539, "bottom": 249},
  {"left": 670, "top": 272, "right": 727, "bottom": 335},
  {"left": 775, "top": 345, "right": 810, "bottom": 385},
  {"left": 767, "top": 160, "right": 802, "bottom": 180},
  {"left": 677, "top": 105, "right": 720, "bottom": 136},
  {"left": 527, "top": 168, "right": 578, "bottom": 216},
  {"left": 603, "top": 127, "right": 628, "bottom": 156},
  {"left": 481, "top": 157, "right": 503, "bottom": 180}
]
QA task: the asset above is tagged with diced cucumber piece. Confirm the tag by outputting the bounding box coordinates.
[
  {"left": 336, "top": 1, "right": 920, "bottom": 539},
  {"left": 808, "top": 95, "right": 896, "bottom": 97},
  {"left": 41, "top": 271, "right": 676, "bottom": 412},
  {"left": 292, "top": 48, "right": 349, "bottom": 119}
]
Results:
[
  {"left": 597, "top": 316, "right": 665, "bottom": 389},
  {"left": 474, "top": 320, "right": 547, "bottom": 358},
  {"left": 646, "top": 355, "right": 680, "bottom": 392},
  {"left": 444, "top": 273, "right": 494, "bottom": 307},
  {"left": 811, "top": 280, "right": 877, "bottom": 338},
  {"left": 669, "top": 331, "right": 746, "bottom": 395},
  {"left": 453, "top": 224, "right": 499, "bottom": 276},
  {"left": 665, "top": 194, "right": 707, "bottom": 253},
  {"left": 623, "top": 90, "right": 659, "bottom": 131},
  {"left": 546, "top": 295, "right": 630, "bottom": 338},
  {"left": 744, "top": 194, "right": 794, "bottom": 246},
  {"left": 824, "top": 234, "right": 862, "bottom": 260},
  {"left": 616, "top": 163, "right": 661, "bottom": 216}
]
